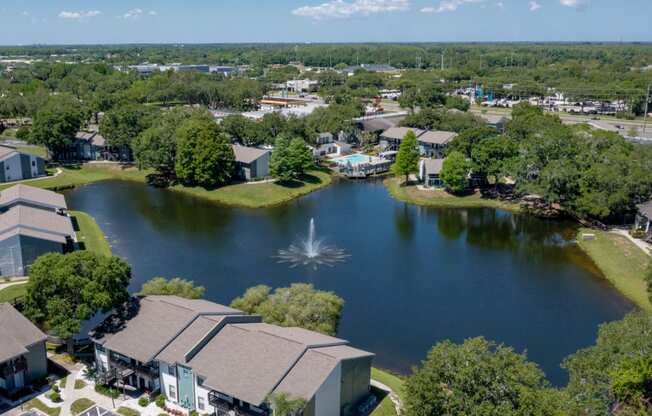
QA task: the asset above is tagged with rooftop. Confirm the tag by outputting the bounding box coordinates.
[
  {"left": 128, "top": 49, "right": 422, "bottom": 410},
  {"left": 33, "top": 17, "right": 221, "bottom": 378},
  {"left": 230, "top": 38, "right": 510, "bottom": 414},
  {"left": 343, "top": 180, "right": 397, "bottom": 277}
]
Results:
[
  {"left": 0, "top": 303, "right": 47, "bottom": 363},
  {"left": 381, "top": 127, "right": 425, "bottom": 140},
  {"left": 417, "top": 130, "right": 458, "bottom": 145},
  {"left": 0, "top": 184, "right": 67, "bottom": 211},
  {"left": 0, "top": 205, "right": 75, "bottom": 244},
  {"left": 638, "top": 200, "right": 652, "bottom": 219},
  {"left": 232, "top": 144, "right": 270, "bottom": 165},
  {"left": 422, "top": 158, "right": 445, "bottom": 175}
]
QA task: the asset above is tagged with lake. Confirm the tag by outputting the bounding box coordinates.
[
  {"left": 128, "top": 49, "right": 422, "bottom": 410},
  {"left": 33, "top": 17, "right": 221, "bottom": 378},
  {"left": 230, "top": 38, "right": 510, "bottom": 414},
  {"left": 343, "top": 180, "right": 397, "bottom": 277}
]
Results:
[{"left": 64, "top": 178, "right": 633, "bottom": 385}]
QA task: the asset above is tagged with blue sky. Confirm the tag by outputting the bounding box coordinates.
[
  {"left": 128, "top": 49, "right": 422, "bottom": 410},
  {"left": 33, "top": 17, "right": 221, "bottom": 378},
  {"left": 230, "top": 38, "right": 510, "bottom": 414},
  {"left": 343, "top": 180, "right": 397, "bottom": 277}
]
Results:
[{"left": 1, "top": 0, "right": 651, "bottom": 45}]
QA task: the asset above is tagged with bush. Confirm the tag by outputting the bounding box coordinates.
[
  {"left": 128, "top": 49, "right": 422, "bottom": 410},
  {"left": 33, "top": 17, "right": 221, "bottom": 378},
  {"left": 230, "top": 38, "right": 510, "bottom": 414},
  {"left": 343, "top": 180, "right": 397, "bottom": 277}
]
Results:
[
  {"left": 155, "top": 394, "right": 166, "bottom": 408},
  {"left": 616, "top": 111, "right": 636, "bottom": 120},
  {"left": 52, "top": 384, "right": 60, "bottom": 393},
  {"left": 49, "top": 391, "right": 62, "bottom": 403},
  {"left": 138, "top": 397, "right": 149, "bottom": 407},
  {"left": 95, "top": 384, "right": 120, "bottom": 399},
  {"left": 16, "top": 126, "right": 30, "bottom": 140},
  {"left": 630, "top": 228, "right": 646, "bottom": 239}
]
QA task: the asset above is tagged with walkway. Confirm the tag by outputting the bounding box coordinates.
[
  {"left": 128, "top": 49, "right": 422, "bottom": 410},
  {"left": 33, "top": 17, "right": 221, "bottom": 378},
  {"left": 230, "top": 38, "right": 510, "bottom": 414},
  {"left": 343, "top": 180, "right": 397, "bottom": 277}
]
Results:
[
  {"left": 0, "top": 168, "right": 62, "bottom": 186},
  {"left": 371, "top": 379, "right": 402, "bottom": 415},
  {"left": 610, "top": 229, "right": 652, "bottom": 257}
]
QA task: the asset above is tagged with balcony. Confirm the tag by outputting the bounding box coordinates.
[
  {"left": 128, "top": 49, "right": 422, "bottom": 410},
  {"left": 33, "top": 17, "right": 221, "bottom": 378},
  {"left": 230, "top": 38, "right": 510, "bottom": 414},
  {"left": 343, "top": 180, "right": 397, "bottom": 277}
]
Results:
[
  {"left": 208, "top": 391, "right": 269, "bottom": 416},
  {"left": 0, "top": 356, "right": 27, "bottom": 378},
  {"left": 109, "top": 357, "right": 158, "bottom": 379}
]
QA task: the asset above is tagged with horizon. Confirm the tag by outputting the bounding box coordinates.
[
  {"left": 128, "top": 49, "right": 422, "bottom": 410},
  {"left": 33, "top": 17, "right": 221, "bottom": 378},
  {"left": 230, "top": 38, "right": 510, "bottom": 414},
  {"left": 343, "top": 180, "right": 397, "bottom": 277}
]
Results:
[{"left": 2, "top": 0, "right": 652, "bottom": 45}]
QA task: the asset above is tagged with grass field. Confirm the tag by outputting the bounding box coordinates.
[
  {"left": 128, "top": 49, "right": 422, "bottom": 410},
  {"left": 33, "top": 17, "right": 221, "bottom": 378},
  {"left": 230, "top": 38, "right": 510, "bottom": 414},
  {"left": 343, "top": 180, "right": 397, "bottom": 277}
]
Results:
[
  {"left": 25, "top": 398, "right": 61, "bottom": 416},
  {"left": 71, "top": 398, "right": 95, "bottom": 415},
  {"left": 371, "top": 368, "right": 405, "bottom": 416},
  {"left": 70, "top": 210, "right": 112, "bottom": 256},
  {"left": 0, "top": 283, "right": 27, "bottom": 303},
  {"left": 384, "top": 177, "right": 519, "bottom": 212},
  {"left": 0, "top": 164, "right": 332, "bottom": 208},
  {"left": 577, "top": 229, "right": 652, "bottom": 311}
]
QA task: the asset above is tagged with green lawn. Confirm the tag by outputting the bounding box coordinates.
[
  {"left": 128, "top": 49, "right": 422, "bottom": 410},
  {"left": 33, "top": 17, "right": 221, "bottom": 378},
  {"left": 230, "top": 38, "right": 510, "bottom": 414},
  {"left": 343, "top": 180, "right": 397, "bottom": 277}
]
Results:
[
  {"left": 169, "top": 169, "right": 332, "bottom": 208},
  {"left": 577, "top": 229, "right": 652, "bottom": 311},
  {"left": 384, "top": 177, "right": 519, "bottom": 212},
  {"left": 70, "top": 211, "right": 112, "bottom": 256},
  {"left": 117, "top": 407, "right": 141, "bottom": 416},
  {"left": 74, "top": 379, "right": 87, "bottom": 389},
  {"left": 25, "top": 398, "right": 61, "bottom": 416},
  {"left": 371, "top": 368, "right": 405, "bottom": 416},
  {"left": 71, "top": 398, "right": 95, "bottom": 415},
  {"left": 16, "top": 144, "right": 48, "bottom": 159},
  {"left": 0, "top": 283, "right": 27, "bottom": 303}
]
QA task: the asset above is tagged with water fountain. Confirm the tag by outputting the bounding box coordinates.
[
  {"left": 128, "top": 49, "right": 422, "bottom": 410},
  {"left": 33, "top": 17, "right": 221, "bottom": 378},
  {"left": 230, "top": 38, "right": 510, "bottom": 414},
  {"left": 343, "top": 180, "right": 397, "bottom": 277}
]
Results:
[{"left": 276, "top": 218, "right": 349, "bottom": 269}]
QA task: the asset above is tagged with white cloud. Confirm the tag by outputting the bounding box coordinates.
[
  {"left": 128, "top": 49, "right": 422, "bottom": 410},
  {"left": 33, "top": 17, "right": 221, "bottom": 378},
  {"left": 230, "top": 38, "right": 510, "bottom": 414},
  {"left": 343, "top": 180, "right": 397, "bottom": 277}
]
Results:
[
  {"left": 496, "top": 2, "right": 504, "bottom": 9},
  {"left": 529, "top": 1, "right": 542, "bottom": 11},
  {"left": 292, "top": 0, "right": 409, "bottom": 20},
  {"left": 118, "top": 8, "right": 158, "bottom": 19},
  {"left": 21, "top": 11, "right": 29, "bottom": 16},
  {"left": 58, "top": 10, "right": 101, "bottom": 20},
  {"left": 560, "top": 0, "right": 590, "bottom": 8},
  {"left": 420, "top": 0, "right": 485, "bottom": 14}
]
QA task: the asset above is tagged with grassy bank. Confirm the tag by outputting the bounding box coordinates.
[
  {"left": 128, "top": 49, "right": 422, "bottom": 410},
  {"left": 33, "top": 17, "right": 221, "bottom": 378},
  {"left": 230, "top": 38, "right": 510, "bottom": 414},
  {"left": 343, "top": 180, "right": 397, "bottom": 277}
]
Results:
[
  {"left": 371, "top": 367, "right": 405, "bottom": 416},
  {"left": 0, "top": 283, "right": 27, "bottom": 303},
  {"left": 169, "top": 169, "right": 332, "bottom": 208},
  {"left": 576, "top": 229, "right": 651, "bottom": 311},
  {"left": 70, "top": 211, "right": 112, "bottom": 256},
  {"left": 0, "top": 164, "right": 332, "bottom": 208},
  {"left": 384, "top": 177, "right": 520, "bottom": 212}
]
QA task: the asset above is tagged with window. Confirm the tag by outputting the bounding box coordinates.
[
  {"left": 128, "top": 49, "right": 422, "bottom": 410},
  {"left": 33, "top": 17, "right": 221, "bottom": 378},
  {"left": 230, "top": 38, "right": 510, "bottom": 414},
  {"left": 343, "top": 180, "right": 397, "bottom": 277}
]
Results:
[
  {"left": 197, "top": 377, "right": 204, "bottom": 386},
  {"left": 31, "top": 161, "right": 36, "bottom": 167},
  {"left": 168, "top": 365, "right": 176, "bottom": 376},
  {"left": 197, "top": 397, "right": 205, "bottom": 411},
  {"left": 168, "top": 385, "right": 176, "bottom": 400},
  {"left": 95, "top": 344, "right": 105, "bottom": 353}
]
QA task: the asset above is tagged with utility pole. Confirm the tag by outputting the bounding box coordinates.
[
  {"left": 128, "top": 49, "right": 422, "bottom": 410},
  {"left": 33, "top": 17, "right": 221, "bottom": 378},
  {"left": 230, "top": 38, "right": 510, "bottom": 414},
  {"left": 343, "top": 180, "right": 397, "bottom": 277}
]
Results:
[{"left": 643, "top": 84, "right": 650, "bottom": 136}]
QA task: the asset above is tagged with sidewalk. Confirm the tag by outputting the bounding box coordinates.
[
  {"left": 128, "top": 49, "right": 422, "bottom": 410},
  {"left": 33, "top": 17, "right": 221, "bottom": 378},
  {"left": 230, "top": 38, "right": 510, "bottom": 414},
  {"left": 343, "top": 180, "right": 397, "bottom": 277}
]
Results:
[{"left": 610, "top": 229, "right": 652, "bottom": 257}]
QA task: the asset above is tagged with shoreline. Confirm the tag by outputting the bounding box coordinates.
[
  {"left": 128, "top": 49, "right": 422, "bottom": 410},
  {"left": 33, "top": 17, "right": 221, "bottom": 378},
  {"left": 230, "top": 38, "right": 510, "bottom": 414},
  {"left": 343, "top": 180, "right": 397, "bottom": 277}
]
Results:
[
  {"left": 383, "top": 177, "right": 521, "bottom": 213},
  {"left": 0, "top": 164, "right": 334, "bottom": 209}
]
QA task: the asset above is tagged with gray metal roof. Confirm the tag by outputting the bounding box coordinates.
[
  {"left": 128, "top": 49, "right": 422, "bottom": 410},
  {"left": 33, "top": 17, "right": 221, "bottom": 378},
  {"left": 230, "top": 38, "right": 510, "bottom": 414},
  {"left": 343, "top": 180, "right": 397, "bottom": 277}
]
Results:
[
  {"left": 232, "top": 145, "right": 270, "bottom": 165},
  {"left": 0, "top": 205, "right": 75, "bottom": 244},
  {"left": 0, "top": 184, "right": 68, "bottom": 211},
  {"left": 0, "top": 303, "right": 47, "bottom": 363}
]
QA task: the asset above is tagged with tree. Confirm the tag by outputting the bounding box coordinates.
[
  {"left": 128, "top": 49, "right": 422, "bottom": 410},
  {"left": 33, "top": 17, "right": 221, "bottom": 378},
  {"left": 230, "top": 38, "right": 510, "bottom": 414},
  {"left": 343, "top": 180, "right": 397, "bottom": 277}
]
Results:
[
  {"left": 471, "top": 136, "right": 518, "bottom": 183},
  {"left": 30, "top": 94, "right": 85, "bottom": 159},
  {"left": 445, "top": 95, "right": 471, "bottom": 112},
  {"left": 440, "top": 151, "right": 471, "bottom": 194},
  {"left": 267, "top": 393, "right": 306, "bottom": 416},
  {"left": 132, "top": 107, "right": 191, "bottom": 177},
  {"left": 139, "top": 277, "right": 205, "bottom": 299},
  {"left": 175, "top": 114, "right": 235, "bottom": 188},
  {"left": 391, "top": 130, "right": 420, "bottom": 185},
  {"left": 563, "top": 311, "right": 652, "bottom": 415},
  {"left": 404, "top": 337, "right": 559, "bottom": 416},
  {"left": 230, "top": 283, "right": 344, "bottom": 336},
  {"left": 99, "top": 104, "right": 153, "bottom": 150},
  {"left": 270, "top": 137, "right": 313, "bottom": 182},
  {"left": 23, "top": 252, "right": 131, "bottom": 352}
]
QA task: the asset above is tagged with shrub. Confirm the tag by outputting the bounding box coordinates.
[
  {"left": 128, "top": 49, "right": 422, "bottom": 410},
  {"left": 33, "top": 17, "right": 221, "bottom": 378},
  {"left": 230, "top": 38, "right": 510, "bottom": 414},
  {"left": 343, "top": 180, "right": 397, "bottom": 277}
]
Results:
[
  {"left": 616, "top": 111, "right": 636, "bottom": 120},
  {"left": 49, "top": 391, "right": 62, "bottom": 403},
  {"left": 95, "top": 384, "right": 120, "bottom": 399},
  {"left": 52, "top": 384, "right": 60, "bottom": 393},
  {"left": 15, "top": 126, "right": 30, "bottom": 140},
  {"left": 138, "top": 397, "right": 149, "bottom": 407},
  {"left": 155, "top": 394, "right": 166, "bottom": 408},
  {"left": 630, "top": 228, "right": 646, "bottom": 239}
]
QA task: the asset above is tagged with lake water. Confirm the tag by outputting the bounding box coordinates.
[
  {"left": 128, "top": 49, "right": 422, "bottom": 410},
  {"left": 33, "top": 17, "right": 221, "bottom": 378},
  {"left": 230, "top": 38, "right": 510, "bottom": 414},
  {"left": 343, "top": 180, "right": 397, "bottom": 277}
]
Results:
[{"left": 64, "top": 178, "right": 633, "bottom": 385}]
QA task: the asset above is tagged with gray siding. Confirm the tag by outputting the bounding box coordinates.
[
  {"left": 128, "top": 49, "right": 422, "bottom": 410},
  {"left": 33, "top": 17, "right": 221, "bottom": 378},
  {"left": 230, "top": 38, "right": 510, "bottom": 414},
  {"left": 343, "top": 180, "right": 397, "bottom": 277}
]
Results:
[
  {"left": 20, "top": 154, "right": 31, "bottom": 180},
  {"left": 36, "top": 158, "right": 45, "bottom": 175},
  {"left": 24, "top": 341, "right": 47, "bottom": 383},
  {"left": 254, "top": 152, "right": 270, "bottom": 179},
  {"left": 0, "top": 161, "right": 6, "bottom": 182},
  {"left": 340, "top": 356, "right": 373, "bottom": 415},
  {"left": 0, "top": 234, "right": 64, "bottom": 277}
]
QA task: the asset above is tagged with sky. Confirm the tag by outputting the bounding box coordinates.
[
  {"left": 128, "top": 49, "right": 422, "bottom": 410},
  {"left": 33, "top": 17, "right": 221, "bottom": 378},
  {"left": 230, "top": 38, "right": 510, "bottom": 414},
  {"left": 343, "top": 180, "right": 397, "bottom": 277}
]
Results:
[{"left": 1, "top": 0, "right": 651, "bottom": 45}]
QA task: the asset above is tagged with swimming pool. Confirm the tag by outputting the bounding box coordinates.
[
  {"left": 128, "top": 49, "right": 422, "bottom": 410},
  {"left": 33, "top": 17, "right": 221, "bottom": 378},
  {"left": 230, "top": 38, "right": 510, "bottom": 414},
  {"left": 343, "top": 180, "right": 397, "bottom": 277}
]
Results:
[{"left": 333, "top": 153, "right": 378, "bottom": 166}]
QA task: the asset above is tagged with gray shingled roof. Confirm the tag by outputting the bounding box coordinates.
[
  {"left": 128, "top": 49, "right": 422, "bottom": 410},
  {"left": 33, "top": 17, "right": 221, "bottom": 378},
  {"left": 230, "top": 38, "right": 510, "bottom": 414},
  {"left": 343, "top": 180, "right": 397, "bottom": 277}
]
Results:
[
  {"left": 0, "top": 184, "right": 67, "bottom": 211},
  {"left": 0, "top": 145, "right": 18, "bottom": 161},
  {"left": 381, "top": 127, "right": 425, "bottom": 140},
  {"left": 417, "top": 131, "right": 457, "bottom": 145},
  {"left": 638, "top": 200, "right": 652, "bottom": 219},
  {"left": 273, "top": 350, "right": 338, "bottom": 400},
  {"left": 0, "top": 205, "right": 75, "bottom": 244},
  {"left": 232, "top": 145, "right": 270, "bottom": 165},
  {"left": 96, "top": 296, "right": 243, "bottom": 363},
  {"left": 0, "top": 303, "right": 47, "bottom": 363},
  {"left": 422, "top": 158, "right": 445, "bottom": 176}
]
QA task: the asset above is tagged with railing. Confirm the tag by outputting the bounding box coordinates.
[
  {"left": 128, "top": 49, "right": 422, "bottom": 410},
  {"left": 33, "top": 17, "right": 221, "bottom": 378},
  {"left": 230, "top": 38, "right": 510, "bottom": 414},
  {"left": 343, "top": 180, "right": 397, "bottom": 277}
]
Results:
[
  {"left": 208, "top": 391, "right": 270, "bottom": 416},
  {"left": 109, "top": 358, "right": 158, "bottom": 378}
]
